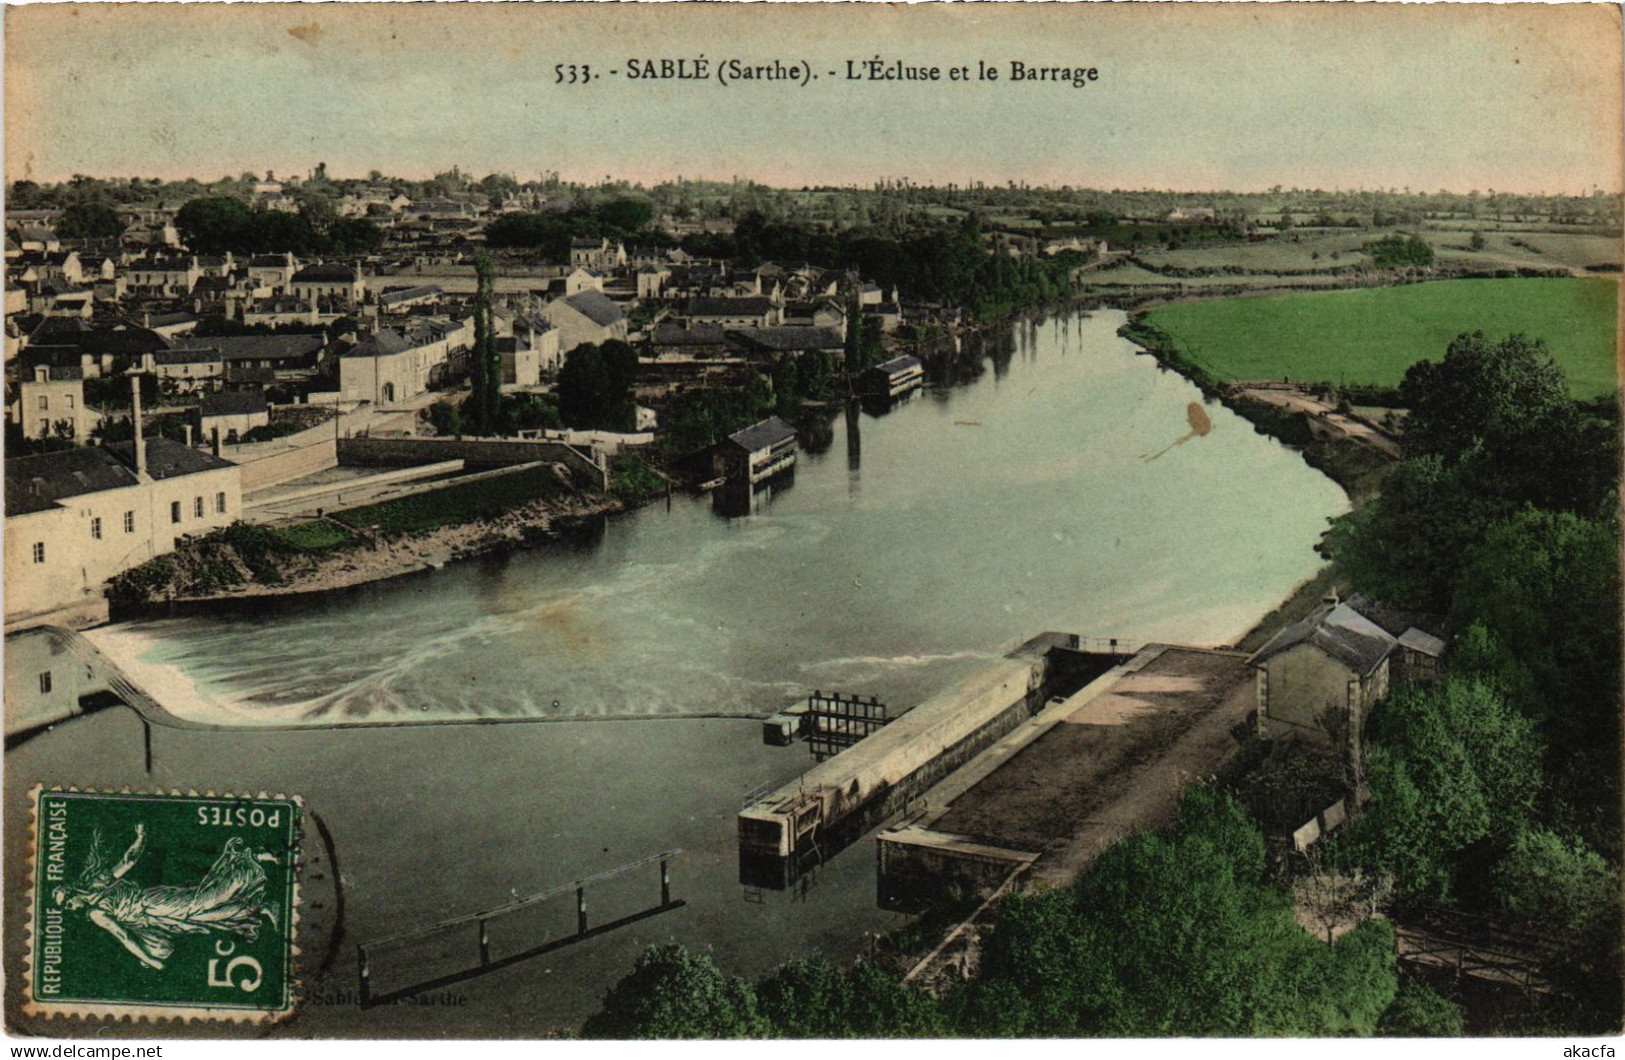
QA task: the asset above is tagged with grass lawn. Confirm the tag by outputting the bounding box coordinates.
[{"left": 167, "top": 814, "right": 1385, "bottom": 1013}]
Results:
[
  {"left": 266, "top": 521, "right": 359, "bottom": 554},
  {"left": 1140, "top": 277, "right": 1619, "bottom": 398},
  {"left": 331, "top": 465, "right": 570, "bottom": 536}
]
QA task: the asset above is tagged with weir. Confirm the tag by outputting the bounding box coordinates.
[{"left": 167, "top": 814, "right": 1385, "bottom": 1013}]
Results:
[{"left": 737, "top": 633, "right": 1128, "bottom": 889}]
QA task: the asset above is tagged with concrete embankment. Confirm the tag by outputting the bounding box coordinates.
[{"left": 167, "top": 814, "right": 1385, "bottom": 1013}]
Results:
[
  {"left": 738, "top": 640, "right": 1060, "bottom": 890},
  {"left": 875, "top": 645, "right": 1256, "bottom": 913}
]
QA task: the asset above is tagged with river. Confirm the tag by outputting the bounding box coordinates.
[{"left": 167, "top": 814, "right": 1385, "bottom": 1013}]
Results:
[
  {"left": 42, "top": 309, "right": 1348, "bottom": 1033},
  {"left": 89, "top": 310, "right": 1345, "bottom": 728}
]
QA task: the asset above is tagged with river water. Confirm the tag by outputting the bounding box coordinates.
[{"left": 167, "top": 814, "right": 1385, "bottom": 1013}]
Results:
[
  {"left": 90, "top": 310, "right": 1345, "bottom": 727},
  {"left": 61, "top": 309, "right": 1348, "bottom": 1031}
]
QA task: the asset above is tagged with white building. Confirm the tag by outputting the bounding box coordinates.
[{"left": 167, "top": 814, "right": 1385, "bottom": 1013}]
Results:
[
  {"left": 4, "top": 439, "right": 242, "bottom": 628},
  {"left": 13, "top": 366, "right": 98, "bottom": 441}
]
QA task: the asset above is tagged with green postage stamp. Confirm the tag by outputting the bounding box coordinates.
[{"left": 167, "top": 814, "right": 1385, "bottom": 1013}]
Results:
[{"left": 24, "top": 788, "right": 301, "bottom": 1023}]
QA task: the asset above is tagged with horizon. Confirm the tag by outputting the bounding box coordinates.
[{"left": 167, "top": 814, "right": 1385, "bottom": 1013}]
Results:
[
  {"left": 9, "top": 169, "right": 1622, "bottom": 201},
  {"left": 6, "top": 4, "right": 1621, "bottom": 198}
]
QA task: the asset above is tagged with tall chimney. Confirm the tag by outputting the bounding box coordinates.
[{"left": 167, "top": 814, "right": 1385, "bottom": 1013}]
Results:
[
  {"left": 183, "top": 423, "right": 194, "bottom": 448},
  {"left": 211, "top": 426, "right": 221, "bottom": 458},
  {"left": 130, "top": 375, "right": 148, "bottom": 480}
]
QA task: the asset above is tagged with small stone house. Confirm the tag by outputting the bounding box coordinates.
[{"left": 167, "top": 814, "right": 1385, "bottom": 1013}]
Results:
[
  {"left": 1250, "top": 600, "right": 1397, "bottom": 751},
  {"left": 1250, "top": 595, "right": 1450, "bottom": 766}
]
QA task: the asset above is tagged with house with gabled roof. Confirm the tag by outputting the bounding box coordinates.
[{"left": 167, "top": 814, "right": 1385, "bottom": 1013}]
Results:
[
  {"left": 247, "top": 252, "right": 298, "bottom": 292},
  {"left": 126, "top": 256, "right": 200, "bottom": 297},
  {"left": 199, "top": 390, "right": 270, "bottom": 444},
  {"left": 726, "top": 325, "right": 844, "bottom": 363},
  {"left": 712, "top": 416, "right": 798, "bottom": 485},
  {"left": 12, "top": 365, "right": 97, "bottom": 441},
  {"left": 1249, "top": 597, "right": 1396, "bottom": 751},
  {"left": 687, "top": 296, "right": 777, "bottom": 329},
  {"left": 291, "top": 262, "right": 365, "bottom": 305},
  {"left": 541, "top": 290, "right": 628, "bottom": 354}
]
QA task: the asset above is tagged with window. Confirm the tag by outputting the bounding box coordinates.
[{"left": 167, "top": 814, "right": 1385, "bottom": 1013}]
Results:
[
  {"left": 38, "top": 672, "right": 52, "bottom": 695},
  {"left": 36, "top": 395, "right": 47, "bottom": 410},
  {"left": 37, "top": 420, "right": 49, "bottom": 436},
  {"left": 216, "top": 492, "right": 227, "bottom": 514},
  {"left": 32, "top": 542, "right": 44, "bottom": 564},
  {"left": 124, "top": 510, "right": 135, "bottom": 534},
  {"left": 63, "top": 395, "right": 74, "bottom": 409},
  {"left": 90, "top": 517, "right": 102, "bottom": 540},
  {"left": 194, "top": 496, "right": 204, "bottom": 518},
  {"left": 171, "top": 501, "right": 182, "bottom": 524}
]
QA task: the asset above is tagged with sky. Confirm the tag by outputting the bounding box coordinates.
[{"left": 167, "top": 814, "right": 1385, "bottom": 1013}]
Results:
[{"left": 4, "top": 2, "right": 1622, "bottom": 195}]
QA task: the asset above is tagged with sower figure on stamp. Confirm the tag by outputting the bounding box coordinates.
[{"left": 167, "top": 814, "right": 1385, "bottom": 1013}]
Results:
[{"left": 53, "top": 824, "right": 281, "bottom": 971}]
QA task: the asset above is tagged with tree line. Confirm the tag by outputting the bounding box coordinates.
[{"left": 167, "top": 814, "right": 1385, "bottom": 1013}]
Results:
[
  {"left": 173, "top": 196, "right": 384, "bottom": 256},
  {"left": 1323, "top": 330, "right": 1620, "bottom": 1031}
]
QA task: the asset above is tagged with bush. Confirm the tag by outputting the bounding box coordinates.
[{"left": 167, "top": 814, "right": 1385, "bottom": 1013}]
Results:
[
  {"left": 266, "top": 520, "right": 359, "bottom": 554},
  {"left": 609, "top": 453, "right": 665, "bottom": 503},
  {"left": 1493, "top": 827, "right": 1619, "bottom": 935},
  {"left": 583, "top": 944, "right": 766, "bottom": 1039},
  {"left": 1378, "top": 975, "right": 1465, "bottom": 1036}
]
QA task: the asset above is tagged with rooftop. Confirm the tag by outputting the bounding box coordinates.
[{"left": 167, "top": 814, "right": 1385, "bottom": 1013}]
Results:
[
  {"left": 559, "top": 290, "right": 625, "bottom": 328},
  {"left": 688, "top": 296, "right": 773, "bottom": 318},
  {"left": 1250, "top": 601, "right": 1398, "bottom": 676},
  {"left": 729, "top": 326, "right": 844, "bottom": 353},
  {"left": 200, "top": 391, "right": 270, "bottom": 417},
  {"left": 6, "top": 439, "right": 233, "bottom": 516},
  {"left": 725, "top": 416, "right": 797, "bottom": 453}
]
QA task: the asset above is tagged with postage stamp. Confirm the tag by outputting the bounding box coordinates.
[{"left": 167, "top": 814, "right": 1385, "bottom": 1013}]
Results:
[{"left": 23, "top": 787, "right": 301, "bottom": 1023}]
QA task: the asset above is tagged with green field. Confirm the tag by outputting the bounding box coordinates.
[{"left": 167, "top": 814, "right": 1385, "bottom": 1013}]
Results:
[{"left": 1140, "top": 278, "right": 1619, "bottom": 399}]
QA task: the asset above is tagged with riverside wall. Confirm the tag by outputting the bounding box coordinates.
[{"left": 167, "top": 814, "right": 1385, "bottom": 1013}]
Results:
[{"left": 337, "top": 436, "right": 609, "bottom": 490}]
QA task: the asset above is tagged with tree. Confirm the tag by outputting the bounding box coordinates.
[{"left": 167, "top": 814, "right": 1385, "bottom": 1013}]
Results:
[
  {"left": 1351, "top": 677, "right": 1542, "bottom": 900},
  {"left": 956, "top": 788, "right": 1397, "bottom": 1036},
  {"left": 594, "top": 197, "right": 653, "bottom": 238},
  {"left": 174, "top": 196, "right": 253, "bottom": 251},
  {"left": 55, "top": 200, "right": 125, "bottom": 240},
  {"left": 1322, "top": 455, "right": 1507, "bottom": 611},
  {"left": 1400, "top": 332, "right": 1569, "bottom": 468},
  {"left": 327, "top": 217, "right": 384, "bottom": 254},
  {"left": 244, "top": 210, "right": 317, "bottom": 255},
  {"left": 1324, "top": 331, "right": 1614, "bottom": 611},
  {"left": 557, "top": 341, "right": 639, "bottom": 431},
  {"left": 468, "top": 253, "right": 500, "bottom": 434},
  {"left": 1493, "top": 826, "right": 1619, "bottom": 935},
  {"left": 1365, "top": 234, "right": 1434, "bottom": 269},
  {"left": 1453, "top": 508, "right": 1621, "bottom": 842},
  {"left": 293, "top": 185, "right": 339, "bottom": 236},
  {"left": 583, "top": 944, "right": 766, "bottom": 1039}
]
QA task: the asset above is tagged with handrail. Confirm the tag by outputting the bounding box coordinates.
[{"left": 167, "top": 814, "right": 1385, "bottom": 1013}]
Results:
[{"left": 362, "top": 848, "right": 679, "bottom": 949}]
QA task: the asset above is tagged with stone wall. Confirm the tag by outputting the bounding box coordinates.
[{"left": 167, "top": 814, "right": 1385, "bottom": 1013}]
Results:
[
  {"left": 235, "top": 437, "right": 339, "bottom": 494},
  {"left": 337, "top": 436, "right": 608, "bottom": 490}
]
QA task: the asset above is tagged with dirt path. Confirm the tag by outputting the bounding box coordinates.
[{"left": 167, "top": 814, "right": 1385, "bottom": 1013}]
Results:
[{"left": 1235, "top": 386, "right": 1403, "bottom": 460}]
